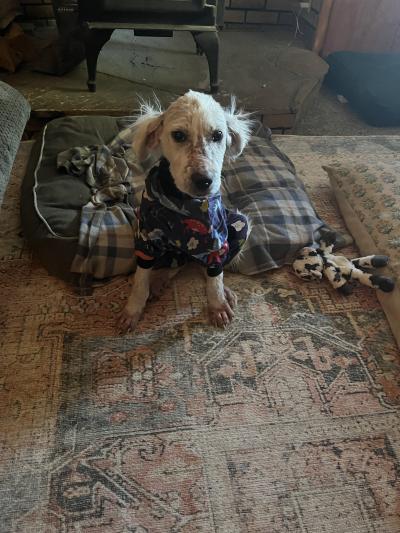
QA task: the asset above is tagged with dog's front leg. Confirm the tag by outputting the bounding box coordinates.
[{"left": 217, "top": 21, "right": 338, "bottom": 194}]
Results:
[
  {"left": 118, "top": 266, "right": 151, "bottom": 333},
  {"left": 207, "top": 271, "right": 237, "bottom": 328}
]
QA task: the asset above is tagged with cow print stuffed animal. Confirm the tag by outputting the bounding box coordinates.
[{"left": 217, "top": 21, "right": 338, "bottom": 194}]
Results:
[{"left": 293, "top": 230, "right": 395, "bottom": 295}]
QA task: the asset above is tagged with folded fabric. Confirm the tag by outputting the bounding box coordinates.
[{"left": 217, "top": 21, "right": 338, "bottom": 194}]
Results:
[
  {"left": 71, "top": 201, "right": 137, "bottom": 286},
  {"left": 56, "top": 122, "right": 146, "bottom": 283}
]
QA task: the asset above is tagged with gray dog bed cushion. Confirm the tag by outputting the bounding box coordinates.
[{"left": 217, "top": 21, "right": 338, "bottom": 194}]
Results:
[
  {"left": 21, "top": 116, "right": 121, "bottom": 283},
  {"left": 21, "top": 115, "right": 348, "bottom": 286}
]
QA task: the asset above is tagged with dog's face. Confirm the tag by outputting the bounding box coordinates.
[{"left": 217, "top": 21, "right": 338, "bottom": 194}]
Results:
[
  {"left": 159, "top": 93, "right": 230, "bottom": 197},
  {"left": 132, "top": 90, "right": 252, "bottom": 198}
]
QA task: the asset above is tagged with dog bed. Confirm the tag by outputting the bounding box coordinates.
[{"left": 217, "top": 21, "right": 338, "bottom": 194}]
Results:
[
  {"left": 325, "top": 52, "right": 400, "bottom": 127},
  {"left": 21, "top": 115, "right": 349, "bottom": 292},
  {"left": 21, "top": 116, "right": 123, "bottom": 287}
]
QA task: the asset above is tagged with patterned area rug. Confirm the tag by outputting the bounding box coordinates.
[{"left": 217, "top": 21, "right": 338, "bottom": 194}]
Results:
[{"left": 1, "top": 137, "right": 400, "bottom": 532}]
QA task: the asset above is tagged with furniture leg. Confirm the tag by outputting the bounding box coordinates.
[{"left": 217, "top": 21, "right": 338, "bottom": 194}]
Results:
[
  {"left": 84, "top": 28, "right": 113, "bottom": 92},
  {"left": 192, "top": 30, "right": 219, "bottom": 93}
]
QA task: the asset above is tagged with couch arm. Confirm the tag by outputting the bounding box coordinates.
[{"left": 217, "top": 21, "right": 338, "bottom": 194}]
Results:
[{"left": 0, "top": 82, "right": 30, "bottom": 207}]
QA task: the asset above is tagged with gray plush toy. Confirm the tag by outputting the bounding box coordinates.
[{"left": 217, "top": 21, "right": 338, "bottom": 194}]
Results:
[{"left": 293, "top": 230, "right": 395, "bottom": 295}]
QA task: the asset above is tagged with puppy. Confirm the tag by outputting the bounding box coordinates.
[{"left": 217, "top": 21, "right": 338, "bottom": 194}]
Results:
[{"left": 118, "top": 90, "right": 252, "bottom": 333}]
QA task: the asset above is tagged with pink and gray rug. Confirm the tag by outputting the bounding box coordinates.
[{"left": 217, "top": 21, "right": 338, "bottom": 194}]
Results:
[{"left": 1, "top": 137, "right": 400, "bottom": 532}]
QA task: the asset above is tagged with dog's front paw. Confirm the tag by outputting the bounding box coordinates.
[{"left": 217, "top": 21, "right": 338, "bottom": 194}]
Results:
[
  {"left": 117, "top": 307, "right": 142, "bottom": 334},
  {"left": 208, "top": 299, "right": 235, "bottom": 328}
]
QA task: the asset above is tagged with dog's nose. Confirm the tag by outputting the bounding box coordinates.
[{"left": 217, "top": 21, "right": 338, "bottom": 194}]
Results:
[{"left": 192, "top": 173, "right": 212, "bottom": 192}]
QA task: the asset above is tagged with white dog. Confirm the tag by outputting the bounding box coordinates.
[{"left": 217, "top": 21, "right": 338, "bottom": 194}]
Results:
[{"left": 118, "top": 90, "right": 252, "bottom": 333}]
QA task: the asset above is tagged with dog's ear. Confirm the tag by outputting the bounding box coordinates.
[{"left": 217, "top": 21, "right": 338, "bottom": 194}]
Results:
[
  {"left": 132, "top": 101, "right": 164, "bottom": 161},
  {"left": 224, "top": 96, "right": 253, "bottom": 160}
]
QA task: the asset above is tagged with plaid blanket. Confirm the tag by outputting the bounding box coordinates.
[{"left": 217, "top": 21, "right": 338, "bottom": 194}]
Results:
[
  {"left": 57, "top": 120, "right": 342, "bottom": 286},
  {"left": 57, "top": 122, "right": 144, "bottom": 203},
  {"left": 57, "top": 122, "right": 144, "bottom": 284}
]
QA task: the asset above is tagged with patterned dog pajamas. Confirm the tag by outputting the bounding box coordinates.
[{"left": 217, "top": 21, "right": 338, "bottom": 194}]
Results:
[{"left": 135, "top": 159, "right": 248, "bottom": 277}]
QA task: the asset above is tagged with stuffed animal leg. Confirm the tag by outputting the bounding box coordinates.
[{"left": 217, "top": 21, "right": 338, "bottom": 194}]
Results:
[
  {"left": 352, "top": 255, "right": 389, "bottom": 269},
  {"left": 350, "top": 255, "right": 395, "bottom": 292}
]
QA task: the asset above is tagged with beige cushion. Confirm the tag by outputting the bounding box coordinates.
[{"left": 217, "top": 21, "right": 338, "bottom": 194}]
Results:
[{"left": 324, "top": 162, "right": 400, "bottom": 348}]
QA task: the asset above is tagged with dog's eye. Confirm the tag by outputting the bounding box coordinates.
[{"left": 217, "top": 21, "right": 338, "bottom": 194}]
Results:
[
  {"left": 171, "top": 130, "right": 187, "bottom": 143},
  {"left": 212, "top": 130, "right": 223, "bottom": 142}
]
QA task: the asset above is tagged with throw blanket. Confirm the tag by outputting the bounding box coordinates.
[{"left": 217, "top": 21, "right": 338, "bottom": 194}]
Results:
[
  {"left": 57, "top": 123, "right": 143, "bottom": 283},
  {"left": 57, "top": 123, "right": 144, "bottom": 203}
]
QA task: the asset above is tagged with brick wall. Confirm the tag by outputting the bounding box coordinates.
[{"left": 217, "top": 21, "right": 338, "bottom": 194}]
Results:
[{"left": 224, "top": 0, "right": 296, "bottom": 28}]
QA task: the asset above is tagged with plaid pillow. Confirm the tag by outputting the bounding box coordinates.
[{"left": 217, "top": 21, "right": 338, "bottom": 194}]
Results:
[{"left": 222, "top": 137, "right": 327, "bottom": 275}]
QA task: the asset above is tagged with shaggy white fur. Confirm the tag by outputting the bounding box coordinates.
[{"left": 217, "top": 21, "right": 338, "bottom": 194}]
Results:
[{"left": 132, "top": 90, "right": 252, "bottom": 197}]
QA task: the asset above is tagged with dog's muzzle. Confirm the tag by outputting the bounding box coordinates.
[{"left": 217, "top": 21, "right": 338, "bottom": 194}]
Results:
[{"left": 191, "top": 172, "right": 213, "bottom": 194}]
